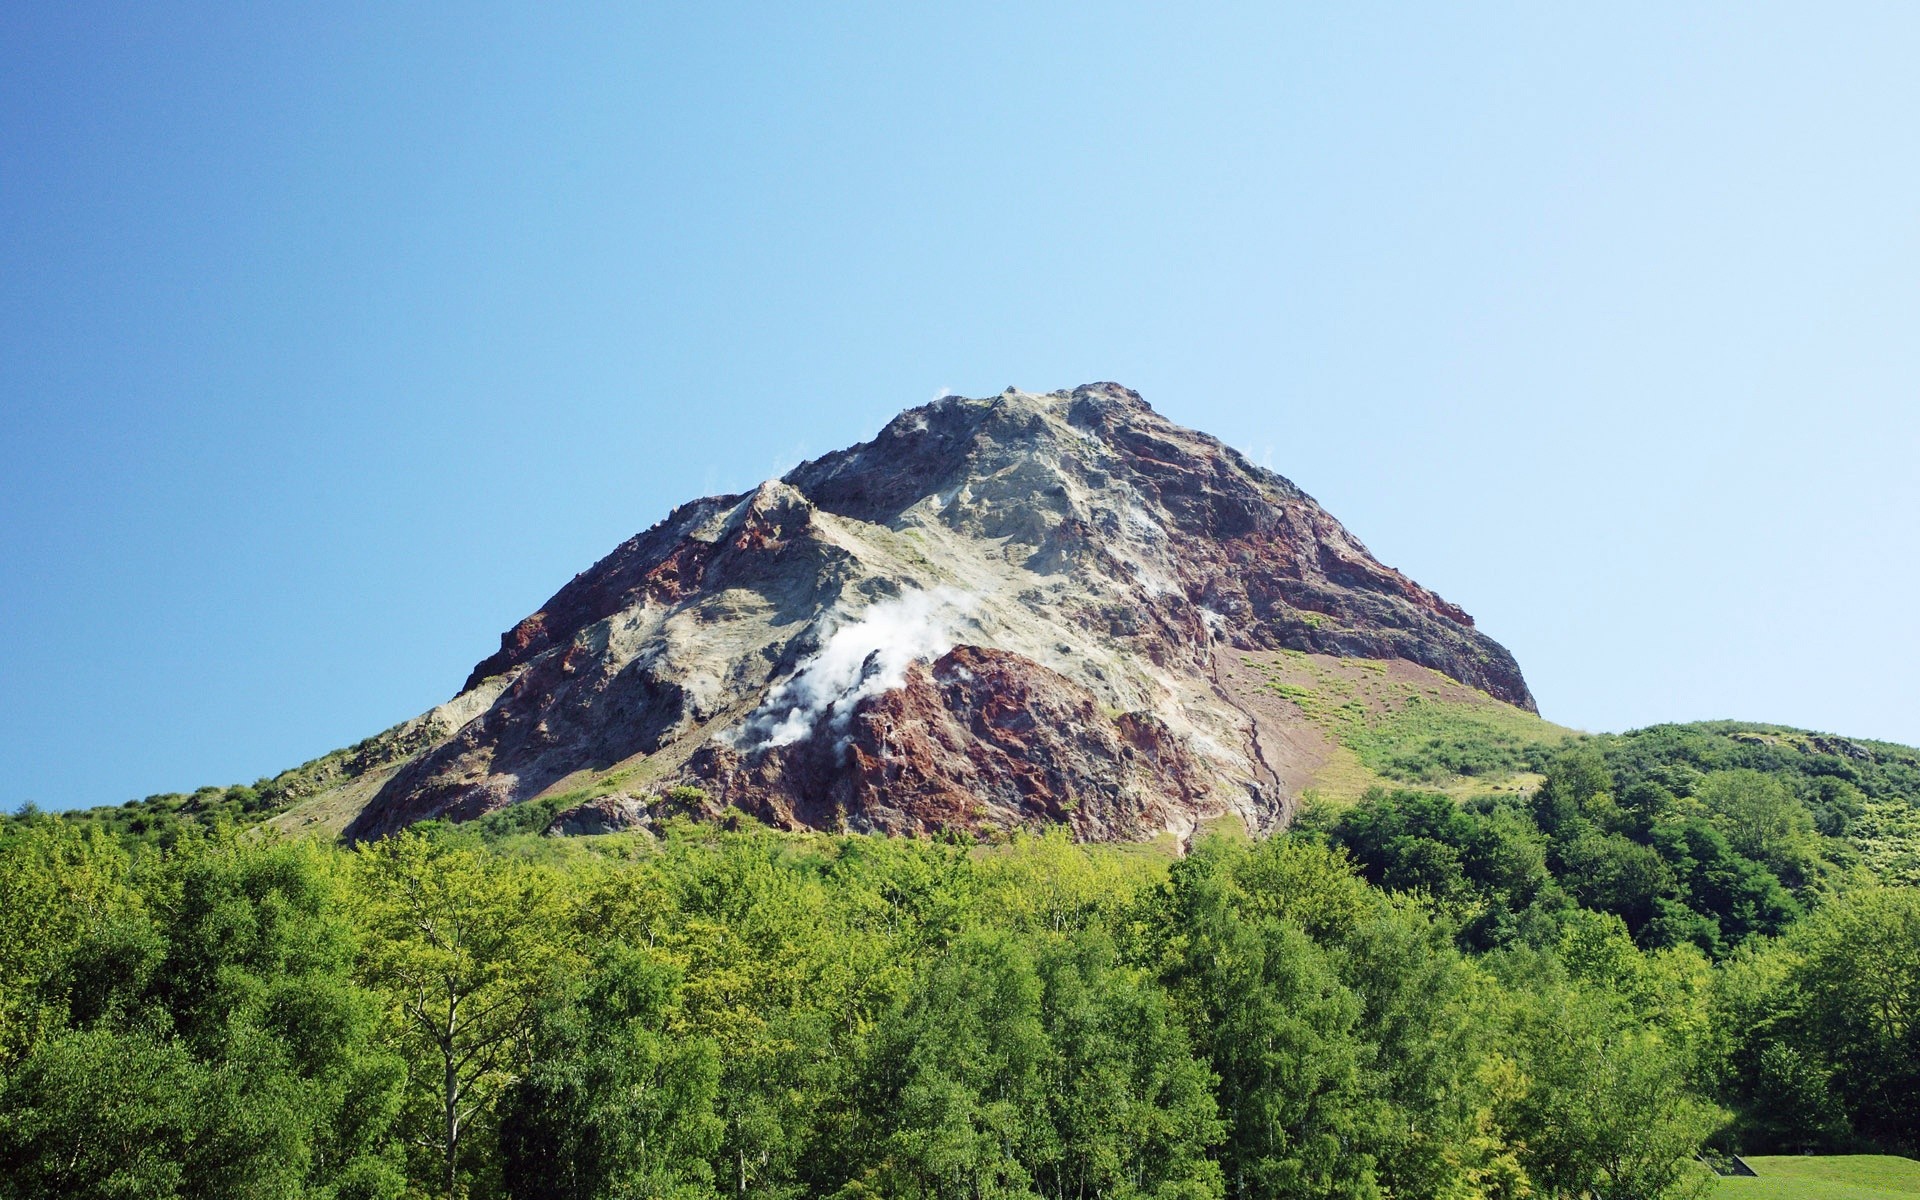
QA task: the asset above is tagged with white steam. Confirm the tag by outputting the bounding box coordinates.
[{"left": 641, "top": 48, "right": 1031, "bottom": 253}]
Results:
[{"left": 731, "top": 587, "right": 974, "bottom": 753}]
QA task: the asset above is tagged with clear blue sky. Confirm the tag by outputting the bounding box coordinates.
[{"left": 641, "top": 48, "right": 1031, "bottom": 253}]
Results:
[{"left": 5, "top": 4, "right": 1918, "bottom": 809}]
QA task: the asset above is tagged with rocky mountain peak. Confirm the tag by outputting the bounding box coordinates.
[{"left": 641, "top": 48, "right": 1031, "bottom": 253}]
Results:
[{"left": 346, "top": 384, "right": 1533, "bottom": 843}]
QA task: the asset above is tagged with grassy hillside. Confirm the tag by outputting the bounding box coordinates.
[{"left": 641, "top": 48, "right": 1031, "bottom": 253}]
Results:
[{"left": 1243, "top": 649, "right": 1576, "bottom": 803}]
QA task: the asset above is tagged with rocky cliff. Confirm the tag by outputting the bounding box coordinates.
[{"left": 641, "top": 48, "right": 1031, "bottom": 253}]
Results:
[{"left": 342, "top": 383, "right": 1534, "bottom": 844}]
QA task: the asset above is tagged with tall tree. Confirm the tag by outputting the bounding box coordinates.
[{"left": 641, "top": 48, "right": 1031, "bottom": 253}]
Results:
[
  {"left": 356, "top": 831, "right": 575, "bottom": 1199},
  {"left": 1693, "top": 770, "right": 1818, "bottom": 886},
  {"left": 0, "top": 819, "right": 138, "bottom": 1065},
  {"left": 1155, "top": 840, "right": 1381, "bottom": 1200},
  {"left": 863, "top": 930, "right": 1052, "bottom": 1200},
  {"left": 1782, "top": 887, "right": 1920, "bottom": 1151},
  {"left": 1497, "top": 974, "right": 1719, "bottom": 1200},
  {"left": 499, "top": 943, "right": 722, "bottom": 1200},
  {"left": 148, "top": 836, "right": 407, "bottom": 1195},
  {"left": 1030, "top": 930, "right": 1223, "bottom": 1200}
]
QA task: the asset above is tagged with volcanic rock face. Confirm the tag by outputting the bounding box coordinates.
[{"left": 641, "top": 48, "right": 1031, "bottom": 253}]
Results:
[{"left": 345, "top": 384, "right": 1533, "bottom": 843}]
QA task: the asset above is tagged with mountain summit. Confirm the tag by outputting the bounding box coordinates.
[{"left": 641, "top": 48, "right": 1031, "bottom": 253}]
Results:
[{"left": 341, "top": 384, "right": 1534, "bottom": 843}]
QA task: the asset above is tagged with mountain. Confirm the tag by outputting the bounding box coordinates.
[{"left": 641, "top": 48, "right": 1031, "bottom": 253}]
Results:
[{"left": 309, "top": 383, "right": 1545, "bottom": 844}]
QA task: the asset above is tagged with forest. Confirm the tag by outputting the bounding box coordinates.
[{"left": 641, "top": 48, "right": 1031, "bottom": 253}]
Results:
[{"left": 3, "top": 724, "right": 1918, "bottom": 1200}]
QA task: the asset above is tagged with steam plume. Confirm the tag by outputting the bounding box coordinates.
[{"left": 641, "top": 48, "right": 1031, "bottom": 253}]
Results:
[{"left": 731, "top": 587, "right": 974, "bottom": 753}]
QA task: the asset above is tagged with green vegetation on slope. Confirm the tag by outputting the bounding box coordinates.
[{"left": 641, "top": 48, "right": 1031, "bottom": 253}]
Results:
[
  {"left": 1247, "top": 655, "right": 1920, "bottom": 890},
  {"left": 17, "top": 717, "right": 439, "bottom": 849},
  {"left": 1319, "top": 732, "right": 1920, "bottom": 1163},
  {"left": 1327, "top": 741, "right": 1828, "bottom": 956},
  {"left": 1249, "top": 651, "right": 1573, "bottom": 802},
  {"left": 1598, "top": 721, "right": 1920, "bottom": 887}
]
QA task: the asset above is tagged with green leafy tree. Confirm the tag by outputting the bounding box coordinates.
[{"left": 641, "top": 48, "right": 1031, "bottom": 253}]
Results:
[
  {"left": 1497, "top": 972, "right": 1720, "bottom": 1200},
  {"left": 0, "top": 1028, "right": 201, "bottom": 1200},
  {"left": 356, "top": 831, "right": 576, "bottom": 1199},
  {"left": 1779, "top": 887, "right": 1920, "bottom": 1150},
  {"left": 1030, "top": 931, "right": 1223, "bottom": 1200},
  {"left": 971, "top": 828, "right": 1165, "bottom": 937},
  {"left": 1804, "top": 778, "right": 1866, "bottom": 838},
  {"left": 1334, "top": 902, "right": 1527, "bottom": 1200},
  {"left": 1532, "top": 745, "right": 1617, "bottom": 836},
  {"left": 860, "top": 930, "right": 1052, "bottom": 1200},
  {"left": 0, "top": 819, "right": 140, "bottom": 1064},
  {"left": 648, "top": 832, "right": 891, "bottom": 1198},
  {"left": 1331, "top": 789, "right": 1556, "bottom": 950},
  {"left": 1554, "top": 828, "right": 1674, "bottom": 936},
  {"left": 1644, "top": 822, "right": 1797, "bottom": 952},
  {"left": 0, "top": 834, "right": 406, "bottom": 1200},
  {"left": 0, "top": 1023, "right": 336, "bottom": 1200},
  {"left": 147, "top": 837, "right": 407, "bottom": 1193},
  {"left": 1693, "top": 770, "right": 1818, "bottom": 886},
  {"left": 1156, "top": 840, "right": 1381, "bottom": 1200},
  {"left": 499, "top": 944, "right": 723, "bottom": 1200}
]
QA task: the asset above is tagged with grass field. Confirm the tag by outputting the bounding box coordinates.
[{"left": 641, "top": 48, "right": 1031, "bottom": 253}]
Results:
[{"left": 1712, "top": 1155, "right": 1920, "bottom": 1200}]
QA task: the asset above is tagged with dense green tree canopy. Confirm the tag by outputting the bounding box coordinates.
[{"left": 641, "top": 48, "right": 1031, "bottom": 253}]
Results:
[{"left": 5, "top": 714, "right": 1920, "bottom": 1200}]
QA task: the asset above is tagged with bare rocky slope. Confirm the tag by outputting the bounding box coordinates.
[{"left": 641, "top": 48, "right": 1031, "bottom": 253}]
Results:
[{"left": 337, "top": 383, "right": 1536, "bottom": 844}]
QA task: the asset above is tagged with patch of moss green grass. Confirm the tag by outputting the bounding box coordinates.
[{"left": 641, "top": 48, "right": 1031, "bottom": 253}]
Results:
[
  {"left": 1248, "top": 651, "right": 1573, "bottom": 800},
  {"left": 1345, "top": 697, "right": 1549, "bottom": 784},
  {"left": 1711, "top": 1155, "right": 1920, "bottom": 1200}
]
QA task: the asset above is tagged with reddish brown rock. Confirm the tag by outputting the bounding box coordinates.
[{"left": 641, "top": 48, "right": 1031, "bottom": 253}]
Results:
[{"left": 688, "top": 646, "right": 1213, "bottom": 840}]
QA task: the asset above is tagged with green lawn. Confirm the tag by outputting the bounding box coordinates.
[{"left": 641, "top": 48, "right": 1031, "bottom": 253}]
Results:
[{"left": 1712, "top": 1155, "right": 1920, "bottom": 1200}]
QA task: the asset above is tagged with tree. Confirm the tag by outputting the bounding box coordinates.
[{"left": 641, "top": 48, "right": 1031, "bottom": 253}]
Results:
[
  {"left": 0, "top": 1021, "right": 341, "bottom": 1200},
  {"left": 862, "top": 930, "right": 1053, "bottom": 1200},
  {"left": 499, "top": 944, "right": 722, "bottom": 1200},
  {"left": 356, "top": 831, "right": 575, "bottom": 1199},
  {"left": 0, "top": 1028, "right": 201, "bottom": 1200},
  {"left": 1693, "top": 770, "right": 1816, "bottom": 885},
  {"left": 1334, "top": 902, "right": 1531, "bottom": 1200},
  {"left": 1804, "top": 778, "right": 1866, "bottom": 839},
  {"left": 1156, "top": 840, "right": 1381, "bottom": 1200},
  {"left": 1554, "top": 828, "right": 1675, "bottom": 936},
  {"left": 1031, "top": 931, "right": 1223, "bottom": 1200},
  {"left": 1498, "top": 981, "right": 1720, "bottom": 1200},
  {"left": 0, "top": 820, "right": 138, "bottom": 1065},
  {"left": 1331, "top": 789, "right": 1555, "bottom": 950},
  {"left": 637, "top": 829, "right": 900, "bottom": 1198},
  {"left": 1781, "top": 887, "right": 1920, "bottom": 1151},
  {"left": 971, "top": 827, "right": 1165, "bottom": 936},
  {"left": 1645, "top": 821, "right": 1798, "bottom": 952},
  {"left": 1532, "top": 745, "right": 1617, "bottom": 836},
  {"left": 1330, "top": 790, "right": 1477, "bottom": 904},
  {"left": 146, "top": 836, "right": 406, "bottom": 1194}
]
